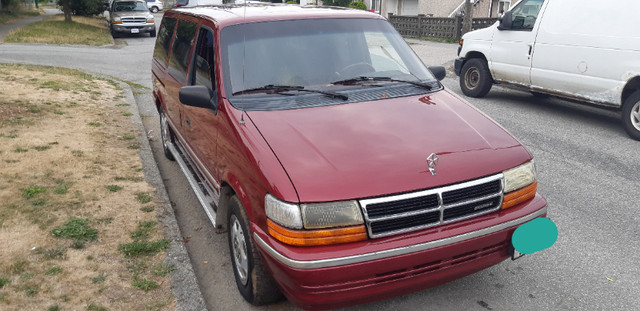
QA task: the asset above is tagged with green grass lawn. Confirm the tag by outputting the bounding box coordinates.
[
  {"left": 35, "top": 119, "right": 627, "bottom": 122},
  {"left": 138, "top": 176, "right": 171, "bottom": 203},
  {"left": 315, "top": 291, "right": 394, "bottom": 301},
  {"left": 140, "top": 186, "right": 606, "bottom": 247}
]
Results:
[
  {"left": 3, "top": 15, "right": 112, "bottom": 45},
  {"left": 0, "top": 9, "right": 41, "bottom": 24}
]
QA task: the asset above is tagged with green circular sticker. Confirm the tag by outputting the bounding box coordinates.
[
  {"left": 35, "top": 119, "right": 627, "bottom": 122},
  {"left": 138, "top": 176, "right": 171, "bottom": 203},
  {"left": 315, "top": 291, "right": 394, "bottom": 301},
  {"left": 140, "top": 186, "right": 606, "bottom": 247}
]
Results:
[{"left": 512, "top": 217, "right": 558, "bottom": 255}]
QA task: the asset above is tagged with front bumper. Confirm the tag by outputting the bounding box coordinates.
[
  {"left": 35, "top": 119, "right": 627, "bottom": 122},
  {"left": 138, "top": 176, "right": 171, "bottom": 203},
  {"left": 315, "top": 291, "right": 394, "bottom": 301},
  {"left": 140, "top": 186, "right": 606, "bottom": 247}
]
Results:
[
  {"left": 112, "top": 24, "right": 155, "bottom": 34},
  {"left": 454, "top": 57, "right": 465, "bottom": 76},
  {"left": 253, "top": 194, "right": 547, "bottom": 310}
]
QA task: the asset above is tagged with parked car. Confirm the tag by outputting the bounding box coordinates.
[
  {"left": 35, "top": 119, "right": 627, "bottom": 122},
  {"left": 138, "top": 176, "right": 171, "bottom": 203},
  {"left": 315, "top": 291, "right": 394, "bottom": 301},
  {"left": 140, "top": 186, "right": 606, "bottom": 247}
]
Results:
[
  {"left": 145, "top": 0, "right": 163, "bottom": 12},
  {"left": 152, "top": 4, "right": 552, "bottom": 310},
  {"left": 455, "top": 0, "right": 640, "bottom": 140},
  {"left": 109, "top": 0, "right": 156, "bottom": 38}
]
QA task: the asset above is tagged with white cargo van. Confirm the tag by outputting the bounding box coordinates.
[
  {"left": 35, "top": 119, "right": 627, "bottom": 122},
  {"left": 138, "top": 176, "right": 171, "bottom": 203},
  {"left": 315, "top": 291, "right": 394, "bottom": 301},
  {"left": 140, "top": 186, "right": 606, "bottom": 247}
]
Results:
[{"left": 454, "top": 0, "right": 640, "bottom": 140}]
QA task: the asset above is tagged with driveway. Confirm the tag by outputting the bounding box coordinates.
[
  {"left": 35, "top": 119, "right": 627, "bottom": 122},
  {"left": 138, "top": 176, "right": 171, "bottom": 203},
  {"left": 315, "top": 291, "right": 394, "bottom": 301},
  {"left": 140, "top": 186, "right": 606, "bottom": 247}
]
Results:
[{"left": 1, "top": 13, "right": 639, "bottom": 311}]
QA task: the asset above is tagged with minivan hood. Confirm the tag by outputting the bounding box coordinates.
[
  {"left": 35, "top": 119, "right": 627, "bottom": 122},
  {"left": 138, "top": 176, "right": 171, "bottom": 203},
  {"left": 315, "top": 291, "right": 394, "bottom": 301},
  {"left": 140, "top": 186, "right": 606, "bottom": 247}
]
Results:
[{"left": 248, "top": 90, "right": 531, "bottom": 202}]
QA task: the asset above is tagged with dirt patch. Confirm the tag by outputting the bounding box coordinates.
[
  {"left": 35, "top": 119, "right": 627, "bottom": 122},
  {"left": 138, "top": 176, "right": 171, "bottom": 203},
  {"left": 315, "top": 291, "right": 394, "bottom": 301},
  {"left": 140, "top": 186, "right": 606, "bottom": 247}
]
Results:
[{"left": 0, "top": 64, "right": 174, "bottom": 310}]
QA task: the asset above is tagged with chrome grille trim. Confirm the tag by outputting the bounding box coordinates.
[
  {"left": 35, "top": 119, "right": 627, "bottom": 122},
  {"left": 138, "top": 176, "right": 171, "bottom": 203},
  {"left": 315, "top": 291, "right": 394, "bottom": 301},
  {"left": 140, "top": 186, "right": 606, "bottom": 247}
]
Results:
[
  {"left": 360, "top": 174, "right": 504, "bottom": 238},
  {"left": 122, "top": 17, "right": 146, "bottom": 23}
]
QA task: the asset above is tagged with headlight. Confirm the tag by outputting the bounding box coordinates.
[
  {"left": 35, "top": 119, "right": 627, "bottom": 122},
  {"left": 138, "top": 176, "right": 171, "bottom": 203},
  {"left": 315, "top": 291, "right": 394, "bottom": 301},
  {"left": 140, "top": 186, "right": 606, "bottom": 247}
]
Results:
[
  {"left": 146, "top": 15, "right": 154, "bottom": 23},
  {"left": 502, "top": 161, "right": 537, "bottom": 209},
  {"left": 112, "top": 16, "right": 122, "bottom": 23},
  {"left": 265, "top": 194, "right": 302, "bottom": 229},
  {"left": 301, "top": 201, "right": 363, "bottom": 229},
  {"left": 265, "top": 194, "right": 367, "bottom": 246}
]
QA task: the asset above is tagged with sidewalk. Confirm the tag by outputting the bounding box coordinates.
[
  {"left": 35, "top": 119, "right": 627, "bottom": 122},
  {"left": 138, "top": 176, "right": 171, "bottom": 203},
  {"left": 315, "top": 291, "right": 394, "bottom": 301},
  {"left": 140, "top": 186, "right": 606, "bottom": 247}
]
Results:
[
  {"left": 405, "top": 38, "right": 459, "bottom": 69},
  {"left": 0, "top": 8, "right": 61, "bottom": 42}
]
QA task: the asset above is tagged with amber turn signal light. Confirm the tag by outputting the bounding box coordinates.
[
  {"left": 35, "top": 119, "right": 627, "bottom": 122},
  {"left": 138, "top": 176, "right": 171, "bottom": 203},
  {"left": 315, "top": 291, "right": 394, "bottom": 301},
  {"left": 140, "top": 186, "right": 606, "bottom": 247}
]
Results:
[
  {"left": 267, "top": 219, "right": 368, "bottom": 246},
  {"left": 502, "top": 181, "right": 537, "bottom": 210}
]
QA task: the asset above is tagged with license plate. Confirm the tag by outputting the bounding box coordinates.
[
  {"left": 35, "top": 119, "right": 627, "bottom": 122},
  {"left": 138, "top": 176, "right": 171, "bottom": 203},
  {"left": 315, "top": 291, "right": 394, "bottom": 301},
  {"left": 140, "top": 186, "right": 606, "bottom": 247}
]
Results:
[
  {"left": 131, "top": 28, "right": 139, "bottom": 34},
  {"left": 511, "top": 248, "right": 525, "bottom": 260}
]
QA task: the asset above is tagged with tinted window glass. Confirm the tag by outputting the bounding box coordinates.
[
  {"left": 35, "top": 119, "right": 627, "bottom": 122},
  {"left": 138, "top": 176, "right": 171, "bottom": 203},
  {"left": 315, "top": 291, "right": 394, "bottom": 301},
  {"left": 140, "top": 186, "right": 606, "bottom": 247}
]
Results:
[
  {"left": 113, "top": 1, "right": 147, "bottom": 12},
  {"left": 153, "top": 17, "right": 177, "bottom": 67},
  {"left": 220, "top": 18, "right": 437, "bottom": 110},
  {"left": 168, "top": 20, "right": 197, "bottom": 85},
  {"left": 191, "top": 28, "right": 215, "bottom": 90}
]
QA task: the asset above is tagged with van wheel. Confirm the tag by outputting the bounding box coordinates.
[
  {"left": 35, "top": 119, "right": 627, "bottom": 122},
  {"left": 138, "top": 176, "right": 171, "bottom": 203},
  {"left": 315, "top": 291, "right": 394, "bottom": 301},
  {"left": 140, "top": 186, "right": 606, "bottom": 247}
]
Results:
[
  {"left": 622, "top": 91, "right": 640, "bottom": 140},
  {"left": 228, "top": 196, "right": 283, "bottom": 305},
  {"left": 460, "top": 58, "right": 492, "bottom": 98},
  {"left": 159, "top": 112, "right": 175, "bottom": 161},
  {"left": 150, "top": 6, "right": 158, "bottom": 13},
  {"left": 150, "top": 28, "right": 156, "bottom": 37}
]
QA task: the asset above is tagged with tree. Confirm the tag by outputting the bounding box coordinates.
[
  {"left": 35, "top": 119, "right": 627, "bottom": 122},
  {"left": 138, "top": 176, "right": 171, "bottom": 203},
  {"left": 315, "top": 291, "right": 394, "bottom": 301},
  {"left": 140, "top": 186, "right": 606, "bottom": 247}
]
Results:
[
  {"left": 462, "top": 0, "right": 473, "bottom": 35},
  {"left": 57, "top": 0, "right": 73, "bottom": 22}
]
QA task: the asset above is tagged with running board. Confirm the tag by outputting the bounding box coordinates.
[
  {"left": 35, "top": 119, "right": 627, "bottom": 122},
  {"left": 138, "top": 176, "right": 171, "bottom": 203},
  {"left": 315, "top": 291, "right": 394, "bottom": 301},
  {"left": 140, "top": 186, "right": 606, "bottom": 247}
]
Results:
[{"left": 167, "top": 142, "right": 218, "bottom": 228}]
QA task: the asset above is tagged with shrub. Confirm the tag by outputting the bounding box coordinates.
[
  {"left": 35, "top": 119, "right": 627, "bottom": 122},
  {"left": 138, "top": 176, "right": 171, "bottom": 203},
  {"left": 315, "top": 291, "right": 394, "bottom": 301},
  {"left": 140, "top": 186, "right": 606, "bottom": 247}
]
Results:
[
  {"left": 56, "top": 0, "right": 105, "bottom": 17},
  {"left": 348, "top": 1, "right": 367, "bottom": 10}
]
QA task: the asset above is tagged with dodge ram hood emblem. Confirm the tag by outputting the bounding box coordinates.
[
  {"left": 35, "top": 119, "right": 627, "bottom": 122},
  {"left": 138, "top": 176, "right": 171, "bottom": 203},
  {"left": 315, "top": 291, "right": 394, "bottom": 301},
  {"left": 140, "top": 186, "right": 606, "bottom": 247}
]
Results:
[{"left": 426, "top": 153, "right": 439, "bottom": 176}]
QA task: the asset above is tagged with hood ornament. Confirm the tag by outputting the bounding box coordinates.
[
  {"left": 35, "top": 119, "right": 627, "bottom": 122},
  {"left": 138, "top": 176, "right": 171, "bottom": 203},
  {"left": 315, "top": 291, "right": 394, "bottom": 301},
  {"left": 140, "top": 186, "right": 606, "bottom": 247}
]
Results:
[{"left": 426, "top": 153, "right": 439, "bottom": 176}]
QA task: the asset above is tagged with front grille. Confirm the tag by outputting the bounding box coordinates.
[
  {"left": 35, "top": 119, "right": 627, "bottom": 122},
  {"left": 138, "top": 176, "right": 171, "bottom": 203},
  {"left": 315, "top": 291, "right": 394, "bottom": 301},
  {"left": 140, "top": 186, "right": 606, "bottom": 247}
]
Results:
[
  {"left": 360, "top": 174, "right": 503, "bottom": 238},
  {"left": 122, "top": 17, "right": 146, "bottom": 24}
]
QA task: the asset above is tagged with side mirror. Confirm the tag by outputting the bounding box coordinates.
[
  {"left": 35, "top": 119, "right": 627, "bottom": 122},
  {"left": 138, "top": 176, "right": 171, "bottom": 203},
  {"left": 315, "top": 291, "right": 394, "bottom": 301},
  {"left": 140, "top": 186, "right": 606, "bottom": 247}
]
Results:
[
  {"left": 428, "top": 66, "right": 446, "bottom": 81},
  {"left": 498, "top": 11, "right": 513, "bottom": 30},
  {"left": 179, "top": 85, "right": 219, "bottom": 114}
]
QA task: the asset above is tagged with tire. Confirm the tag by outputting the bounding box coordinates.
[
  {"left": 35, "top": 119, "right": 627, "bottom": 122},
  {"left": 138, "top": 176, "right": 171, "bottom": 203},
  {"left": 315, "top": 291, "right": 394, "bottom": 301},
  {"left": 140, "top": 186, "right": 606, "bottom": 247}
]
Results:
[
  {"left": 110, "top": 27, "right": 119, "bottom": 39},
  {"left": 228, "top": 196, "right": 283, "bottom": 305},
  {"left": 622, "top": 90, "right": 640, "bottom": 141},
  {"left": 459, "top": 58, "right": 493, "bottom": 98},
  {"left": 150, "top": 6, "right": 158, "bottom": 13},
  {"left": 150, "top": 28, "right": 156, "bottom": 38},
  {"left": 159, "top": 111, "right": 175, "bottom": 161}
]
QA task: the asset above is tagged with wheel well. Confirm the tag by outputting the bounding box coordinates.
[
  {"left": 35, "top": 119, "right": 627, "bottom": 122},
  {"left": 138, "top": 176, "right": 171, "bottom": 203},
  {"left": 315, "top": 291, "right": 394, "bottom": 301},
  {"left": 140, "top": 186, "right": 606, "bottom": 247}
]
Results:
[
  {"left": 622, "top": 77, "right": 640, "bottom": 105},
  {"left": 464, "top": 51, "right": 488, "bottom": 63},
  {"left": 214, "top": 184, "right": 235, "bottom": 233}
]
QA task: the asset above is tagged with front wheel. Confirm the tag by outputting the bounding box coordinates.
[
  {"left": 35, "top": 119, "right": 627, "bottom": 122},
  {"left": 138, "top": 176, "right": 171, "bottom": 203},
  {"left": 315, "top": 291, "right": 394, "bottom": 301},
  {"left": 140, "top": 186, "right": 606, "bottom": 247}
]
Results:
[
  {"left": 622, "top": 90, "right": 640, "bottom": 141},
  {"left": 227, "top": 196, "right": 283, "bottom": 305},
  {"left": 150, "top": 28, "right": 156, "bottom": 38},
  {"left": 150, "top": 6, "right": 158, "bottom": 13},
  {"left": 459, "top": 58, "right": 493, "bottom": 98}
]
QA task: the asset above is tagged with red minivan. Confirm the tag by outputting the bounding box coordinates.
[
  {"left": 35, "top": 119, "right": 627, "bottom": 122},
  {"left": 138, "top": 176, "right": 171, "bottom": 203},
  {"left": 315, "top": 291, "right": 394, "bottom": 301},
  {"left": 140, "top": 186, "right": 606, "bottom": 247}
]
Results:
[{"left": 152, "top": 4, "right": 549, "bottom": 310}]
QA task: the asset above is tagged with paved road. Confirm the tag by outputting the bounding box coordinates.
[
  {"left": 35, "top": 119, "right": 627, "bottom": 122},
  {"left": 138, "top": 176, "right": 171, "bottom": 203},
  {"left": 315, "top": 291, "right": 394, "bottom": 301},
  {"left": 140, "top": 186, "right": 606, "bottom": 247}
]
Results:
[{"left": 1, "top": 14, "right": 639, "bottom": 311}]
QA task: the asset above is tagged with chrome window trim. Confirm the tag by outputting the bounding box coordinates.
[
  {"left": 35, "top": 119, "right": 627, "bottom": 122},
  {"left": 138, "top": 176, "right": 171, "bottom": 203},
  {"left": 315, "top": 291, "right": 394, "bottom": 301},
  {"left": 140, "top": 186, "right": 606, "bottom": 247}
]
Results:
[
  {"left": 359, "top": 174, "right": 504, "bottom": 238},
  {"left": 253, "top": 206, "right": 547, "bottom": 270}
]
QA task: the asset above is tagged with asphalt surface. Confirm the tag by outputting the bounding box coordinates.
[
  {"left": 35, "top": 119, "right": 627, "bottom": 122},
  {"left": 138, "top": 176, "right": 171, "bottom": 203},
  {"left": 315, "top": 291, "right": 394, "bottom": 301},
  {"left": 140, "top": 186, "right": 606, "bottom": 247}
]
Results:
[{"left": 1, "top": 12, "right": 639, "bottom": 311}]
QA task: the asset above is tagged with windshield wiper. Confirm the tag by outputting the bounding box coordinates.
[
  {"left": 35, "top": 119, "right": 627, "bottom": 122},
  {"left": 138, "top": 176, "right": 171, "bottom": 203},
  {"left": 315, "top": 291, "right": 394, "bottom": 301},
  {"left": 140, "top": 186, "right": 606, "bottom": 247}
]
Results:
[
  {"left": 233, "top": 84, "right": 348, "bottom": 100},
  {"left": 331, "top": 76, "right": 434, "bottom": 90}
]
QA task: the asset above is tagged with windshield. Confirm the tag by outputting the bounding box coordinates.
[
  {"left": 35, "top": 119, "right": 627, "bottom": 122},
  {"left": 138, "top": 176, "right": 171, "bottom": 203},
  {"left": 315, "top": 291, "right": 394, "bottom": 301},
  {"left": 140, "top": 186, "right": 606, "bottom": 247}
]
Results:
[
  {"left": 113, "top": 1, "right": 148, "bottom": 12},
  {"left": 221, "top": 18, "right": 437, "bottom": 109}
]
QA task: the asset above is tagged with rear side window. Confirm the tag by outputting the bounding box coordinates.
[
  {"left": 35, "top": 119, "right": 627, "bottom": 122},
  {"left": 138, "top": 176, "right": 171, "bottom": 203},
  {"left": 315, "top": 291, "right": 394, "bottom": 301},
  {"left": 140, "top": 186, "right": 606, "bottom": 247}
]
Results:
[
  {"left": 153, "top": 17, "right": 177, "bottom": 67},
  {"left": 168, "top": 20, "right": 198, "bottom": 85}
]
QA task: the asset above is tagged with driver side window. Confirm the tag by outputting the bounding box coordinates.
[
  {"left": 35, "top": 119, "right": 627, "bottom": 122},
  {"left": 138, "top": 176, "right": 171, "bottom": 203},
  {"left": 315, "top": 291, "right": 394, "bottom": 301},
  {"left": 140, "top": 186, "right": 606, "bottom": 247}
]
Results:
[{"left": 510, "top": 0, "right": 544, "bottom": 30}]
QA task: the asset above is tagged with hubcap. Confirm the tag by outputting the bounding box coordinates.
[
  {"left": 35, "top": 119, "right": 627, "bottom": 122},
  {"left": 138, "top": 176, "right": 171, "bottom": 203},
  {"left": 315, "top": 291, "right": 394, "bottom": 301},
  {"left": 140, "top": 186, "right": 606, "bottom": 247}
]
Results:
[
  {"left": 631, "top": 100, "right": 640, "bottom": 131},
  {"left": 464, "top": 67, "right": 480, "bottom": 90},
  {"left": 230, "top": 215, "right": 249, "bottom": 286}
]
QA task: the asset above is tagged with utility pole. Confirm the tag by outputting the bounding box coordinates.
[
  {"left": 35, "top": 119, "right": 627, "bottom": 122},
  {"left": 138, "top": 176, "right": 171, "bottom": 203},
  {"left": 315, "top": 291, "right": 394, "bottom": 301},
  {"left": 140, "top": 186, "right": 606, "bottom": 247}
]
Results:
[{"left": 462, "top": 0, "right": 473, "bottom": 35}]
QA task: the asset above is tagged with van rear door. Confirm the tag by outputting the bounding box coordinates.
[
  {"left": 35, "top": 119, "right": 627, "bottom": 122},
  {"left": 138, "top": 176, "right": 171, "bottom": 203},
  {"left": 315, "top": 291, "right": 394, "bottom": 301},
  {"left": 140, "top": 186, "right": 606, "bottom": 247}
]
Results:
[{"left": 490, "top": 0, "right": 546, "bottom": 85}]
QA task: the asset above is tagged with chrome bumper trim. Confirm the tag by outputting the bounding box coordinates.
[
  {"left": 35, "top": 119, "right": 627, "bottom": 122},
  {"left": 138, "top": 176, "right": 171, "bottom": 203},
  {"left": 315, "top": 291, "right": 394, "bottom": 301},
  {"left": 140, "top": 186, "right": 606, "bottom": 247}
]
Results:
[{"left": 253, "top": 206, "right": 547, "bottom": 270}]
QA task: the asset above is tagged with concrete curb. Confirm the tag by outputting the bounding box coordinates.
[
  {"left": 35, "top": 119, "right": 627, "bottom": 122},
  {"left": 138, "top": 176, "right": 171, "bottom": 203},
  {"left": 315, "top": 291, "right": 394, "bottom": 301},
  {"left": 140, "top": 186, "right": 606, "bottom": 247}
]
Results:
[{"left": 121, "top": 83, "right": 208, "bottom": 311}]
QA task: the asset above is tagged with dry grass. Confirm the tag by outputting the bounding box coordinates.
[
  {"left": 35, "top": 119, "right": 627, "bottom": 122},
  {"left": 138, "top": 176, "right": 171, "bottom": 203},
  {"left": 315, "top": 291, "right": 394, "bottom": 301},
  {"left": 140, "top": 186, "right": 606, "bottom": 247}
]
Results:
[
  {"left": 0, "top": 64, "right": 174, "bottom": 310},
  {"left": 3, "top": 15, "right": 112, "bottom": 45}
]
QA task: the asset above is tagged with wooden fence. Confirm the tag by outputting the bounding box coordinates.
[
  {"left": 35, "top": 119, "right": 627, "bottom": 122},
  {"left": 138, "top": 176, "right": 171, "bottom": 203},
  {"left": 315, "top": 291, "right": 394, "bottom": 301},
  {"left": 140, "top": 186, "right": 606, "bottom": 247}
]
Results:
[{"left": 388, "top": 15, "right": 499, "bottom": 41}]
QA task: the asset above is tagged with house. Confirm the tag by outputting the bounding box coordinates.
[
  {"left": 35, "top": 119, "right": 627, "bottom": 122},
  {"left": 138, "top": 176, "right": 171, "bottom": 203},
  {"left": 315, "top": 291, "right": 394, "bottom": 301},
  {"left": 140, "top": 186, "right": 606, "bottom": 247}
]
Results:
[{"left": 365, "top": 0, "right": 512, "bottom": 19}]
